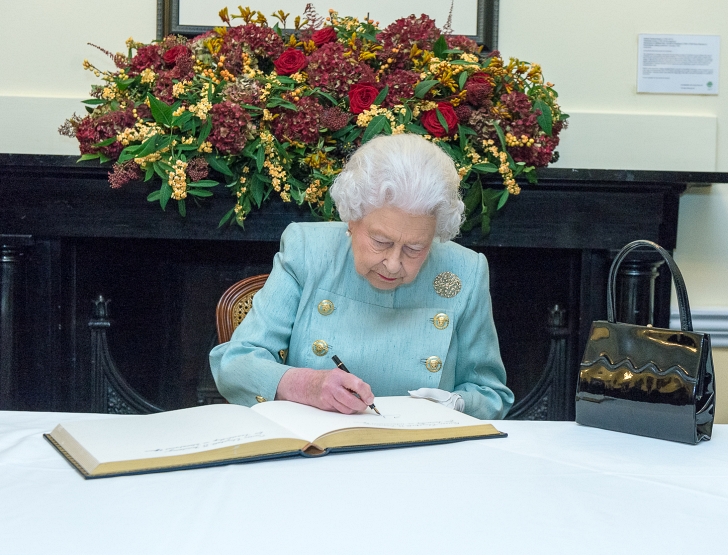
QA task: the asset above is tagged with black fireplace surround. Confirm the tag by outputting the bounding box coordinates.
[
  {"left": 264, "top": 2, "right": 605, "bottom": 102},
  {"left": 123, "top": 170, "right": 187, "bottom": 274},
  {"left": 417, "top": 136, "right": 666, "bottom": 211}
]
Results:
[{"left": 1, "top": 154, "right": 725, "bottom": 419}]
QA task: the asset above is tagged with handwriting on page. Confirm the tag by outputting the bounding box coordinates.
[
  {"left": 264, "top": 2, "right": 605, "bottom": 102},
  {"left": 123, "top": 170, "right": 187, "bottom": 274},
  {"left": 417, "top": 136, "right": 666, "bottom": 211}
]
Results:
[
  {"left": 356, "top": 419, "right": 461, "bottom": 428},
  {"left": 144, "top": 431, "right": 265, "bottom": 453}
]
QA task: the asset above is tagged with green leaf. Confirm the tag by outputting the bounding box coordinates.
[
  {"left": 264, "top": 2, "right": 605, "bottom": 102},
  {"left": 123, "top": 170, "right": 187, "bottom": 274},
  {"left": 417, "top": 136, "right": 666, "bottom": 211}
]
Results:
[
  {"left": 533, "top": 99, "right": 553, "bottom": 136},
  {"left": 311, "top": 88, "right": 338, "bottom": 106},
  {"left": 463, "top": 182, "right": 482, "bottom": 214},
  {"left": 496, "top": 189, "right": 510, "bottom": 210},
  {"left": 460, "top": 214, "right": 483, "bottom": 231},
  {"left": 256, "top": 145, "right": 265, "bottom": 172},
  {"left": 98, "top": 153, "right": 110, "bottom": 164},
  {"left": 432, "top": 35, "right": 448, "bottom": 59},
  {"left": 92, "top": 137, "right": 117, "bottom": 148},
  {"left": 198, "top": 119, "right": 212, "bottom": 145},
  {"left": 241, "top": 103, "right": 263, "bottom": 112},
  {"left": 481, "top": 213, "right": 491, "bottom": 235},
  {"left": 276, "top": 76, "right": 296, "bottom": 84},
  {"left": 82, "top": 98, "right": 106, "bottom": 105},
  {"left": 323, "top": 190, "right": 333, "bottom": 219},
  {"left": 205, "top": 155, "right": 233, "bottom": 176},
  {"left": 266, "top": 98, "right": 298, "bottom": 111},
  {"left": 218, "top": 207, "right": 235, "bottom": 228},
  {"left": 472, "top": 163, "right": 499, "bottom": 173},
  {"left": 144, "top": 163, "right": 155, "bottom": 181},
  {"left": 178, "top": 199, "right": 186, "bottom": 216},
  {"left": 147, "top": 94, "right": 174, "bottom": 127},
  {"left": 373, "top": 85, "right": 389, "bottom": 107},
  {"left": 523, "top": 166, "right": 538, "bottom": 184},
  {"left": 458, "top": 71, "right": 468, "bottom": 90},
  {"left": 492, "top": 121, "right": 507, "bottom": 150},
  {"left": 435, "top": 108, "right": 449, "bottom": 135},
  {"left": 251, "top": 175, "right": 265, "bottom": 207},
  {"left": 402, "top": 105, "right": 413, "bottom": 124},
  {"left": 171, "top": 110, "right": 193, "bottom": 129},
  {"left": 404, "top": 122, "right": 427, "bottom": 135},
  {"left": 189, "top": 179, "right": 218, "bottom": 187},
  {"left": 331, "top": 124, "right": 355, "bottom": 140},
  {"left": 414, "top": 80, "right": 439, "bottom": 99},
  {"left": 77, "top": 153, "right": 100, "bottom": 162},
  {"left": 344, "top": 126, "right": 362, "bottom": 143},
  {"left": 146, "top": 190, "right": 161, "bottom": 202},
  {"left": 159, "top": 182, "right": 172, "bottom": 210},
  {"left": 362, "top": 114, "right": 387, "bottom": 143},
  {"left": 187, "top": 189, "right": 213, "bottom": 197}
]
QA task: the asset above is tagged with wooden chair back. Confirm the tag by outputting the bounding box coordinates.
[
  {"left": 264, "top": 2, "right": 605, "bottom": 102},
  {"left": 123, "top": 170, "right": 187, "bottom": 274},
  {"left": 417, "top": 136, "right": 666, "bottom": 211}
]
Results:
[{"left": 215, "top": 274, "right": 269, "bottom": 344}]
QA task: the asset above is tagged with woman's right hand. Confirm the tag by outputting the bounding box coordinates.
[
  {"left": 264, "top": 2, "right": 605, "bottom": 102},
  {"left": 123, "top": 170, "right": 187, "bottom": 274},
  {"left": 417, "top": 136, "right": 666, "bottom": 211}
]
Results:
[{"left": 275, "top": 367, "right": 375, "bottom": 414}]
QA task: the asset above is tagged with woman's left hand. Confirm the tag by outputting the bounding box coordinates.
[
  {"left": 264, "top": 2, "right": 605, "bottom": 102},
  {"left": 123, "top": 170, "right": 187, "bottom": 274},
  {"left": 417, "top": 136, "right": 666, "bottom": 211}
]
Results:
[{"left": 276, "top": 367, "right": 375, "bottom": 414}]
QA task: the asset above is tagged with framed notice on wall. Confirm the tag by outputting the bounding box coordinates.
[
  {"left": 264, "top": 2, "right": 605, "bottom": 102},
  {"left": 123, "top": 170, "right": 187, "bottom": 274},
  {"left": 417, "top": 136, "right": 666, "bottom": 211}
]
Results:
[
  {"left": 637, "top": 34, "right": 720, "bottom": 95},
  {"left": 157, "top": 0, "right": 499, "bottom": 49}
]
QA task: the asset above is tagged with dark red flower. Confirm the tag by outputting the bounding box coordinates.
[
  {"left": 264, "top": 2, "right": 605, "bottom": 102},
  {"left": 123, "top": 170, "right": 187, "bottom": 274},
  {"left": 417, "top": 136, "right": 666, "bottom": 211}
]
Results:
[
  {"left": 421, "top": 102, "right": 459, "bottom": 137},
  {"left": 348, "top": 83, "right": 379, "bottom": 114},
  {"left": 274, "top": 49, "right": 308, "bottom": 75},
  {"left": 108, "top": 160, "right": 143, "bottom": 189},
  {"left": 162, "top": 45, "right": 189, "bottom": 65},
  {"left": 320, "top": 107, "right": 350, "bottom": 131},
  {"left": 129, "top": 44, "right": 163, "bottom": 75},
  {"left": 445, "top": 35, "right": 480, "bottom": 54},
  {"left": 465, "top": 74, "right": 494, "bottom": 107},
  {"left": 209, "top": 102, "right": 251, "bottom": 154},
  {"left": 271, "top": 96, "right": 323, "bottom": 144},
  {"left": 381, "top": 69, "right": 420, "bottom": 107},
  {"left": 376, "top": 14, "right": 440, "bottom": 70},
  {"left": 218, "top": 25, "right": 285, "bottom": 74},
  {"left": 186, "top": 157, "right": 210, "bottom": 182},
  {"left": 502, "top": 91, "right": 533, "bottom": 117},
  {"left": 306, "top": 42, "right": 376, "bottom": 95},
  {"left": 311, "top": 26, "right": 337, "bottom": 47},
  {"left": 76, "top": 108, "right": 137, "bottom": 159}
]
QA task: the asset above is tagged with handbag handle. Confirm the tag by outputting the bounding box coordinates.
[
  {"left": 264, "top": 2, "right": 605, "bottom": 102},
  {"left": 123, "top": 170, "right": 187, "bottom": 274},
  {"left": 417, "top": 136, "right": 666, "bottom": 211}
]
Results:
[{"left": 607, "top": 240, "right": 693, "bottom": 331}]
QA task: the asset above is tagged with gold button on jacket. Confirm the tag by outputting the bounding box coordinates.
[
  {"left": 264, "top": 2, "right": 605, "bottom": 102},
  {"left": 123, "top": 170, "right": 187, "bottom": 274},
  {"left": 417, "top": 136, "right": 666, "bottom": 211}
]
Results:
[
  {"left": 318, "top": 299, "right": 335, "bottom": 315},
  {"left": 425, "top": 356, "right": 443, "bottom": 373},
  {"left": 433, "top": 313, "right": 450, "bottom": 330},
  {"left": 312, "top": 339, "right": 329, "bottom": 356},
  {"left": 255, "top": 395, "right": 267, "bottom": 403}
]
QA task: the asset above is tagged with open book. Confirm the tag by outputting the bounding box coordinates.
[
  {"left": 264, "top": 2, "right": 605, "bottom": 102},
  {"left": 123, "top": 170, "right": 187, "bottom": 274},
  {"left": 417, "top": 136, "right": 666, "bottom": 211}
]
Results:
[{"left": 45, "top": 396, "right": 505, "bottom": 478}]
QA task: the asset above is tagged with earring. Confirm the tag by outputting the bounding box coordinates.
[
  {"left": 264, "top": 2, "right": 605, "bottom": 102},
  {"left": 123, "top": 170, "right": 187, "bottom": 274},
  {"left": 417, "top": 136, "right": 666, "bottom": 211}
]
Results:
[{"left": 345, "top": 229, "right": 352, "bottom": 237}]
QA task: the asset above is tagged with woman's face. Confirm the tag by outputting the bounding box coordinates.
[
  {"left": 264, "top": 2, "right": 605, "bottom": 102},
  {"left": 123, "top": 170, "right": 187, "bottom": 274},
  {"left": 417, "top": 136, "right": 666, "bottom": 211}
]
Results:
[{"left": 349, "top": 205, "right": 437, "bottom": 290}]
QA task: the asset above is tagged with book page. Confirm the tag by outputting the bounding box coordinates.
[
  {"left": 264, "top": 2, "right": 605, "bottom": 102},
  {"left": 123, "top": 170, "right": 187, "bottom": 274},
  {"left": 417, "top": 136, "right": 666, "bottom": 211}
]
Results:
[
  {"left": 251, "top": 396, "right": 488, "bottom": 443},
  {"left": 54, "top": 404, "right": 305, "bottom": 464}
]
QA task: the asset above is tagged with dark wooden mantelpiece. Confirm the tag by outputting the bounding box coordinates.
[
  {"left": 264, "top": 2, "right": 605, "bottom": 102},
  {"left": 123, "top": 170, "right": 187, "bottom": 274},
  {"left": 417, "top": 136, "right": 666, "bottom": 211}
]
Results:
[{"left": 2, "top": 154, "right": 726, "bottom": 416}]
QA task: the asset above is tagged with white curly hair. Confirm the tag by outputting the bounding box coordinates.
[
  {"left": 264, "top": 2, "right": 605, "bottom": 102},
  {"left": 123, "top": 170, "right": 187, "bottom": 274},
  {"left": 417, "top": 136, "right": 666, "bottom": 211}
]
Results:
[{"left": 329, "top": 133, "right": 465, "bottom": 242}]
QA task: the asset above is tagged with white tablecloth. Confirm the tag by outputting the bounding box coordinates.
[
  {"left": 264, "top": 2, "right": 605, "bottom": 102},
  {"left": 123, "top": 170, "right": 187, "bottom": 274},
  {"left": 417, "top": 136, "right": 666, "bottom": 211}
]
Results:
[{"left": 0, "top": 410, "right": 726, "bottom": 555}]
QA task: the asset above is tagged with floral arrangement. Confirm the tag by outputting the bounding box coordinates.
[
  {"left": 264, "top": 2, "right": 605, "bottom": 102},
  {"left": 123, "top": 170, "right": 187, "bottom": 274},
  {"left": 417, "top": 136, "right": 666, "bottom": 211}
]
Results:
[{"left": 60, "top": 5, "right": 567, "bottom": 233}]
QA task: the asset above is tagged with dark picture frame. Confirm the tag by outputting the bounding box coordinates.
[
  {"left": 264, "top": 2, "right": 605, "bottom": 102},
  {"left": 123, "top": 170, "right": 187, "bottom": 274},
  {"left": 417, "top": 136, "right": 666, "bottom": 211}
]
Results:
[{"left": 157, "top": 0, "right": 499, "bottom": 50}]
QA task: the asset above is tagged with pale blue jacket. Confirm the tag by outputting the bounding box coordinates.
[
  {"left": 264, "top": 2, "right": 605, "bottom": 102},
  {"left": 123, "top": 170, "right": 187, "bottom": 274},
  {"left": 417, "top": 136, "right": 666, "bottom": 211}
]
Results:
[{"left": 210, "top": 222, "right": 513, "bottom": 419}]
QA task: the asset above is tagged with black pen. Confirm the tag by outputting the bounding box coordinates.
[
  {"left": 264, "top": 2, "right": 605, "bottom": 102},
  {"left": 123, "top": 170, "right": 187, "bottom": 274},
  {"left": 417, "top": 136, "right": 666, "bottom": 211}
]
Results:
[{"left": 332, "top": 355, "right": 382, "bottom": 416}]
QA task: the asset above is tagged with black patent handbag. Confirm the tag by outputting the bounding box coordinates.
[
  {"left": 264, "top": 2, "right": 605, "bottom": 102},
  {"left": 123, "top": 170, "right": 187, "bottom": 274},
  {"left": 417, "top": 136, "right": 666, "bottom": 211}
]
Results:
[{"left": 575, "top": 240, "right": 715, "bottom": 444}]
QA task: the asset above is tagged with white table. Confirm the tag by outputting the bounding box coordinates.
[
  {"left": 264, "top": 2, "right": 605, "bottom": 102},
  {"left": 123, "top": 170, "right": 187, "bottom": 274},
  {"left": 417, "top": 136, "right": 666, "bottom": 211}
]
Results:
[{"left": 1, "top": 410, "right": 726, "bottom": 554}]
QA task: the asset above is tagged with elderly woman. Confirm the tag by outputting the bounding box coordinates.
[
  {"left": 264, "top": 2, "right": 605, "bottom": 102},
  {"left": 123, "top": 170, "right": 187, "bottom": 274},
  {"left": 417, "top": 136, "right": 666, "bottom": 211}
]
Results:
[{"left": 210, "top": 133, "right": 513, "bottom": 419}]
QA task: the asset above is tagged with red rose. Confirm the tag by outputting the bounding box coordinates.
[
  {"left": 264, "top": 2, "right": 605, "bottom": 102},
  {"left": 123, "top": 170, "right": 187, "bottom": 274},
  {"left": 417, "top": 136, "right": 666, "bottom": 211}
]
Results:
[
  {"left": 311, "top": 26, "right": 337, "bottom": 47},
  {"left": 274, "top": 49, "right": 308, "bottom": 75},
  {"left": 348, "top": 83, "right": 379, "bottom": 114},
  {"left": 163, "top": 45, "right": 189, "bottom": 65},
  {"left": 421, "top": 102, "right": 459, "bottom": 137}
]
